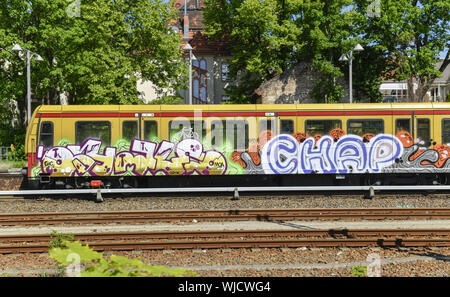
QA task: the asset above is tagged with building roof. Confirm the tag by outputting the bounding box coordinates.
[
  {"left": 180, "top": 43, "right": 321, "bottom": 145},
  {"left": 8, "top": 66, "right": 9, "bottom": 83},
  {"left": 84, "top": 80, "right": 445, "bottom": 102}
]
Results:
[{"left": 434, "top": 59, "right": 450, "bottom": 84}]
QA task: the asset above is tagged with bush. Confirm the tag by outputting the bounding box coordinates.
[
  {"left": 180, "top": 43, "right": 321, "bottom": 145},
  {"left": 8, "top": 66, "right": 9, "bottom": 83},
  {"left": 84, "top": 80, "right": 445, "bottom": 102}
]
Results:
[{"left": 49, "top": 239, "right": 198, "bottom": 277}]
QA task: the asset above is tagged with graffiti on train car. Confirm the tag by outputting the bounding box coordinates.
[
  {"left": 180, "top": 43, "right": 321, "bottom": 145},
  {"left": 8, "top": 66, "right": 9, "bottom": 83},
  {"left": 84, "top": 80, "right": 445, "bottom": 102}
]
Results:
[
  {"left": 35, "top": 138, "right": 227, "bottom": 177},
  {"left": 260, "top": 134, "right": 404, "bottom": 174},
  {"left": 232, "top": 129, "right": 450, "bottom": 174},
  {"left": 32, "top": 128, "right": 450, "bottom": 177}
]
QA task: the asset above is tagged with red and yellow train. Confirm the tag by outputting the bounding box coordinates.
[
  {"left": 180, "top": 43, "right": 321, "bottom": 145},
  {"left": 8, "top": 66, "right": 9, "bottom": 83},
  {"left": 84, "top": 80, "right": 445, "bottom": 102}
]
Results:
[{"left": 24, "top": 103, "right": 450, "bottom": 189}]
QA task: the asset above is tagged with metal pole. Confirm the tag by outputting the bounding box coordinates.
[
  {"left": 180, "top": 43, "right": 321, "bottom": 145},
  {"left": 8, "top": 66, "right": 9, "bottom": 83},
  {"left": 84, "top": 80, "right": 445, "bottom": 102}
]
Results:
[
  {"left": 349, "top": 50, "right": 353, "bottom": 104},
  {"left": 189, "top": 50, "right": 193, "bottom": 105},
  {"left": 26, "top": 50, "right": 31, "bottom": 123}
]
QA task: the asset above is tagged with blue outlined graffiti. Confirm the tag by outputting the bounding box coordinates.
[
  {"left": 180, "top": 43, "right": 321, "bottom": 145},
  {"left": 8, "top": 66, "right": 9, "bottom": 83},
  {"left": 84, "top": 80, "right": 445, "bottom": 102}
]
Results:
[{"left": 261, "top": 134, "right": 403, "bottom": 174}]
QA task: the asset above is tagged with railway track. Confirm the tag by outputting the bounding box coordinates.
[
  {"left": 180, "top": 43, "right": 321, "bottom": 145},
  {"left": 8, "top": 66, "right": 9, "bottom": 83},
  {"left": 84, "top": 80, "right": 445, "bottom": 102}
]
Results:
[
  {"left": 0, "top": 229, "right": 449, "bottom": 253},
  {"left": 0, "top": 208, "right": 449, "bottom": 226}
]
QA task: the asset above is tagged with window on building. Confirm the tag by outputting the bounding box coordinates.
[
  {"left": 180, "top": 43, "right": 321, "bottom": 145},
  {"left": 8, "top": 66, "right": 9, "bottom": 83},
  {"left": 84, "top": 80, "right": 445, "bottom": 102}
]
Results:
[
  {"left": 347, "top": 119, "right": 384, "bottom": 136},
  {"left": 169, "top": 120, "right": 206, "bottom": 142},
  {"left": 144, "top": 121, "right": 158, "bottom": 141},
  {"left": 39, "top": 121, "right": 54, "bottom": 149},
  {"left": 122, "top": 121, "right": 138, "bottom": 142},
  {"left": 395, "top": 118, "right": 410, "bottom": 134},
  {"left": 306, "top": 120, "right": 341, "bottom": 136},
  {"left": 280, "top": 119, "right": 294, "bottom": 135},
  {"left": 211, "top": 120, "right": 249, "bottom": 150},
  {"left": 75, "top": 121, "right": 111, "bottom": 145},
  {"left": 443, "top": 119, "right": 450, "bottom": 145},
  {"left": 193, "top": 58, "right": 207, "bottom": 103}
]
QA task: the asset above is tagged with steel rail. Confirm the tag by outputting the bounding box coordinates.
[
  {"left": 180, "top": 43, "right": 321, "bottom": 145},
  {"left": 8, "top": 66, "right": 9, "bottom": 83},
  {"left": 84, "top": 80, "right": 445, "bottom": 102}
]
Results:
[
  {"left": 1, "top": 229, "right": 449, "bottom": 243},
  {"left": 0, "top": 208, "right": 449, "bottom": 225},
  {"left": 2, "top": 185, "right": 450, "bottom": 196},
  {"left": 1, "top": 237, "right": 449, "bottom": 253}
]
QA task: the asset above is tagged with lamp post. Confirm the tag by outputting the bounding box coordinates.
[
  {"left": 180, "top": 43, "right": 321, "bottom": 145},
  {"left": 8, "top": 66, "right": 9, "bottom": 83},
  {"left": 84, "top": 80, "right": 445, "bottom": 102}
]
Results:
[
  {"left": 183, "top": 43, "right": 197, "bottom": 105},
  {"left": 12, "top": 44, "right": 44, "bottom": 123},
  {"left": 339, "top": 44, "right": 364, "bottom": 103}
]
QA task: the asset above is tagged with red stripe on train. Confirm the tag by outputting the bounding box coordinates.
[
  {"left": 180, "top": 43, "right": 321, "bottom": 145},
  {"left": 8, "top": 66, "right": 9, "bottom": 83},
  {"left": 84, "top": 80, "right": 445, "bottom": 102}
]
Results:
[{"left": 37, "top": 109, "right": 450, "bottom": 118}]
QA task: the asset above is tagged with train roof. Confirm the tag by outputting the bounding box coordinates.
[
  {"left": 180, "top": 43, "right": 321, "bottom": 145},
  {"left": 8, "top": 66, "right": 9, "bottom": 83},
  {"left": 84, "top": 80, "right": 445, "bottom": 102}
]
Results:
[{"left": 33, "top": 102, "right": 450, "bottom": 115}]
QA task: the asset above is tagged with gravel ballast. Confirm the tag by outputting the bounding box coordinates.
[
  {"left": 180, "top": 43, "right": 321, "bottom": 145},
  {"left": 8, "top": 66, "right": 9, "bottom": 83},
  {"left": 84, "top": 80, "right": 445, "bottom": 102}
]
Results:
[
  {"left": 0, "top": 192, "right": 448, "bottom": 277},
  {"left": 0, "top": 247, "right": 448, "bottom": 277},
  {"left": 0, "top": 193, "right": 449, "bottom": 213}
]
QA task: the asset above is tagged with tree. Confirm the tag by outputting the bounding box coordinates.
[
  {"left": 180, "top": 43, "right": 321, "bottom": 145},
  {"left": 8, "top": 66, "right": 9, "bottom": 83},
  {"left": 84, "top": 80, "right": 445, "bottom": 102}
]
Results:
[
  {"left": 0, "top": 0, "right": 187, "bottom": 129},
  {"left": 353, "top": 0, "right": 450, "bottom": 102},
  {"left": 203, "top": 0, "right": 357, "bottom": 103}
]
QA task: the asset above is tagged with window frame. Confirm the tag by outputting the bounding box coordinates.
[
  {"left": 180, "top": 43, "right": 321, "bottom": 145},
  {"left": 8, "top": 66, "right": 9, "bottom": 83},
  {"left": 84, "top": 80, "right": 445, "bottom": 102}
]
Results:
[
  {"left": 143, "top": 120, "right": 158, "bottom": 141},
  {"left": 211, "top": 120, "right": 249, "bottom": 150},
  {"left": 122, "top": 120, "right": 138, "bottom": 142},
  {"left": 168, "top": 120, "right": 206, "bottom": 141},
  {"left": 280, "top": 119, "right": 294, "bottom": 135},
  {"left": 347, "top": 119, "right": 384, "bottom": 136},
  {"left": 305, "top": 119, "right": 342, "bottom": 136},
  {"left": 39, "top": 121, "right": 54, "bottom": 148},
  {"left": 442, "top": 118, "right": 450, "bottom": 145},
  {"left": 395, "top": 118, "right": 411, "bottom": 134},
  {"left": 416, "top": 118, "right": 431, "bottom": 143},
  {"left": 75, "top": 121, "right": 112, "bottom": 146},
  {"left": 259, "top": 119, "right": 275, "bottom": 134}
]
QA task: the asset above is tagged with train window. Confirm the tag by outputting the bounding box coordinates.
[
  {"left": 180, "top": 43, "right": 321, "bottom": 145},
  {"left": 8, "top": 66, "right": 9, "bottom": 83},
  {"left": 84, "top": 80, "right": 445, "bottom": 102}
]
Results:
[
  {"left": 144, "top": 121, "right": 158, "bottom": 141},
  {"left": 75, "top": 121, "right": 111, "bottom": 146},
  {"left": 280, "top": 119, "right": 294, "bottom": 134},
  {"left": 169, "top": 120, "right": 206, "bottom": 142},
  {"left": 306, "top": 120, "right": 341, "bottom": 136},
  {"left": 416, "top": 118, "right": 430, "bottom": 144},
  {"left": 211, "top": 120, "right": 249, "bottom": 150},
  {"left": 396, "top": 118, "right": 410, "bottom": 134},
  {"left": 122, "top": 121, "right": 138, "bottom": 142},
  {"left": 39, "top": 121, "right": 54, "bottom": 149},
  {"left": 443, "top": 119, "right": 450, "bottom": 145},
  {"left": 347, "top": 119, "right": 384, "bottom": 136}
]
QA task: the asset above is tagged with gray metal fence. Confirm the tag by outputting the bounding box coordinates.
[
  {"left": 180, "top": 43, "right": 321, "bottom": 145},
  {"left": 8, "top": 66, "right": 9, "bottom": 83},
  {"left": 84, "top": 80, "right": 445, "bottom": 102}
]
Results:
[{"left": 0, "top": 147, "right": 15, "bottom": 161}]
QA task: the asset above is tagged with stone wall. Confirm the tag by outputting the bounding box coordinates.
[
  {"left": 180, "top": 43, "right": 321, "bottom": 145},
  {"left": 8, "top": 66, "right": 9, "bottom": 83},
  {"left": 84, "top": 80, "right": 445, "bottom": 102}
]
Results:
[{"left": 255, "top": 61, "right": 351, "bottom": 104}]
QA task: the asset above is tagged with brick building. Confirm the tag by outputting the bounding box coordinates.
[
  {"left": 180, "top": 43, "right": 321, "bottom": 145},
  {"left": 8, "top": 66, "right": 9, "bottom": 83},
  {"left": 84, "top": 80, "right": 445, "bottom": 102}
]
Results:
[{"left": 138, "top": 0, "right": 232, "bottom": 104}]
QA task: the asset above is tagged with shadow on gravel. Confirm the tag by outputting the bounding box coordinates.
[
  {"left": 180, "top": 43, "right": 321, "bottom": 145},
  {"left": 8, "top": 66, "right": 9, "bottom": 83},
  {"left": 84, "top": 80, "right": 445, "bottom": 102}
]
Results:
[
  {"left": 268, "top": 220, "right": 316, "bottom": 229},
  {"left": 410, "top": 250, "right": 450, "bottom": 262}
]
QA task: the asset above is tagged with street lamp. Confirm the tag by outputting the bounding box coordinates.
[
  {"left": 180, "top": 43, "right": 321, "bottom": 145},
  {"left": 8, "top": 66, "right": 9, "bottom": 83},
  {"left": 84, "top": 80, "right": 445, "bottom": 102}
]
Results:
[
  {"left": 12, "top": 44, "right": 44, "bottom": 123},
  {"left": 183, "top": 43, "right": 197, "bottom": 105},
  {"left": 339, "top": 44, "right": 364, "bottom": 103}
]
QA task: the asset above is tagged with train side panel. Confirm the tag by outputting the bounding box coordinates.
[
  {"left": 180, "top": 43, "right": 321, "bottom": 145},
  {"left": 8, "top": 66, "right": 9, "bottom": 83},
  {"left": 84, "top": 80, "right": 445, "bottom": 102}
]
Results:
[{"left": 26, "top": 103, "right": 450, "bottom": 187}]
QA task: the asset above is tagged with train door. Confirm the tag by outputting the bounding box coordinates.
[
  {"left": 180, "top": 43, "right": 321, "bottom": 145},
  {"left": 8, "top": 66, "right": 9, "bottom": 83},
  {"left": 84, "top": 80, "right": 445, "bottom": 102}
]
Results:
[{"left": 257, "top": 112, "right": 277, "bottom": 148}]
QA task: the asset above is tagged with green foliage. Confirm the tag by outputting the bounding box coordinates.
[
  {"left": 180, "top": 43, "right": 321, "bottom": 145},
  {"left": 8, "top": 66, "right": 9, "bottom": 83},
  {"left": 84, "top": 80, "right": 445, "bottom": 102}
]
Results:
[
  {"left": 353, "top": 0, "right": 449, "bottom": 102},
  {"left": 0, "top": 0, "right": 188, "bottom": 133},
  {"left": 204, "top": 0, "right": 356, "bottom": 103},
  {"left": 148, "top": 95, "right": 185, "bottom": 105},
  {"left": 49, "top": 231, "right": 75, "bottom": 249},
  {"left": 49, "top": 240, "right": 198, "bottom": 277},
  {"left": 351, "top": 265, "right": 367, "bottom": 277}
]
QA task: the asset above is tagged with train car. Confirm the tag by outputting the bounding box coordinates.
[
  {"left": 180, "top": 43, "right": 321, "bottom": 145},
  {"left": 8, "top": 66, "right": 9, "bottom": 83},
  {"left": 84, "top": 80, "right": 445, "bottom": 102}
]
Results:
[{"left": 24, "top": 103, "right": 450, "bottom": 189}]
